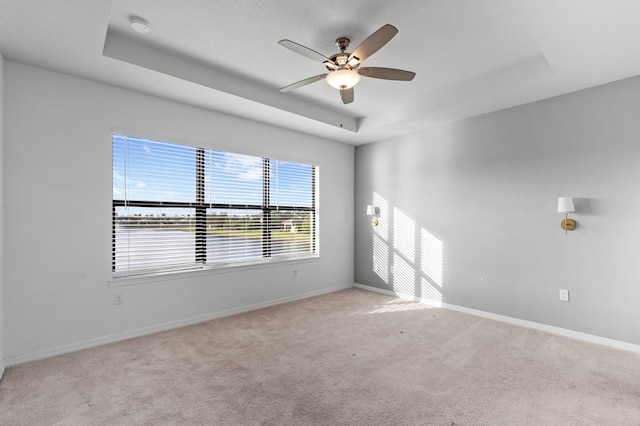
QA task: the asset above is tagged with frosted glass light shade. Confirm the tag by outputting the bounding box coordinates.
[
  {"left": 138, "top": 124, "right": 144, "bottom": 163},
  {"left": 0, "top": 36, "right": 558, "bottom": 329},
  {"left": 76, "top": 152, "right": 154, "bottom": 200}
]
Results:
[
  {"left": 326, "top": 69, "right": 361, "bottom": 89},
  {"left": 557, "top": 197, "right": 575, "bottom": 213}
]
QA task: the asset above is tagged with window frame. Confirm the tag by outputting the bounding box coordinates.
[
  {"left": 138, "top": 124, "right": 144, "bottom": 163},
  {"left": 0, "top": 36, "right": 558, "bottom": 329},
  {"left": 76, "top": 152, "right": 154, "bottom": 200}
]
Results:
[{"left": 112, "top": 133, "right": 319, "bottom": 279}]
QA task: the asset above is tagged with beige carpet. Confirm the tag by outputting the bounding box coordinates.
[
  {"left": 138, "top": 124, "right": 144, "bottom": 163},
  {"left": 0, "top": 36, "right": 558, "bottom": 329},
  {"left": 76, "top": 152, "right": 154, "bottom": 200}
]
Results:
[{"left": 1, "top": 288, "right": 640, "bottom": 425}]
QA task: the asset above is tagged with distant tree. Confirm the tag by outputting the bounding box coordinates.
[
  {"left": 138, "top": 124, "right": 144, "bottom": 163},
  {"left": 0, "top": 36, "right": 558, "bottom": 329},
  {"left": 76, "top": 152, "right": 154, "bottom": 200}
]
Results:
[{"left": 300, "top": 214, "right": 312, "bottom": 233}]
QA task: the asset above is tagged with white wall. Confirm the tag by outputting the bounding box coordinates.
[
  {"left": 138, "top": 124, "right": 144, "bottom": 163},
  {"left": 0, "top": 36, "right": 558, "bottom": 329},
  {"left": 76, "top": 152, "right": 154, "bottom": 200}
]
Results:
[
  {"left": 4, "top": 62, "right": 354, "bottom": 364},
  {"left": 0, "top": 53, "right": 5, "bottom": 376},
  {"left": 355, "top": 75, "right": 640, "bottom": 346}
]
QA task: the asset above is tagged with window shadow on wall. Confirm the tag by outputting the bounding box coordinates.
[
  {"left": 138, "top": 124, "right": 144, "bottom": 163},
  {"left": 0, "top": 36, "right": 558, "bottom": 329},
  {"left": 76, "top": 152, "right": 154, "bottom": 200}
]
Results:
[{"left": 372, "top": 192, "right": 444, "bottom": 305}]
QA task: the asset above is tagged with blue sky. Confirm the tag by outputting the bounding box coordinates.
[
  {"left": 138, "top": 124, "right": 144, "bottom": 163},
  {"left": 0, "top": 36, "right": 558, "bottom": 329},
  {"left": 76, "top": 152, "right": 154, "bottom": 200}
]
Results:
[{"left": 113, "top": 134, "right": 313, "bottom": 214}]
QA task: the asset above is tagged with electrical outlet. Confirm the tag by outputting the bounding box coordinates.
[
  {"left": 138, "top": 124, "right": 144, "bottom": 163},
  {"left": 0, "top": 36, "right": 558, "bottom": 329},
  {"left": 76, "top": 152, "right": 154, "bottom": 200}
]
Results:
[
  {"left": 559, "top": 289, "right": 569, "bottom": 302},
  {"left": 114, "top": 293, "right": 124, "bottom": 305}
]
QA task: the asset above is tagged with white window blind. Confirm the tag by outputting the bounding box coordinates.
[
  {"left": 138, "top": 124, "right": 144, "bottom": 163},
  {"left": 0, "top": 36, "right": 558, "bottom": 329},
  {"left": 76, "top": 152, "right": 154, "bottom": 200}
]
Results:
[
  {"left": 268, "top": 159, "right": 316, "bottom": 259},
  {"left": 113, "top": 134, "right": 318, "bottom": 277}
]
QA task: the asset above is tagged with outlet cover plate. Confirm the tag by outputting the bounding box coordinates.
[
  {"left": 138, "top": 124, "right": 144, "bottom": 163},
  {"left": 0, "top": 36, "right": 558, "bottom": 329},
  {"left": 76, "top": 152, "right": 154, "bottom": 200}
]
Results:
[{"left": 559, "top": 289, "right": 569, "bottom": 302}]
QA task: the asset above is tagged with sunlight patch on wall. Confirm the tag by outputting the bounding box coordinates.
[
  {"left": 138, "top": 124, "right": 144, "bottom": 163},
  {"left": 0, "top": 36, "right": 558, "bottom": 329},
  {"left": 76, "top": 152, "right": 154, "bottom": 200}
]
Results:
[
  {"left": 421, "top": 277, "right": 443, "bottom": 306},
  {"left": 373, "top": 192, "right": 389, "bottom": 240},
  {"left": 373, "top": 234, "right": 389, "bottom": 284},
  {"left": 420, "top": 228, "right": 443, "bottom": 287},
  {"left": 393, "top": 207, "right": 415, "bottom": 263},
  {"left": 372, "top": 192, "right": 390, "bottom": 284},
  {"left": 370, "top": 192, "right": 445, "bottom": 303},
  {"left": 393, "top": 253, "right": 416, "bottom": 298}
]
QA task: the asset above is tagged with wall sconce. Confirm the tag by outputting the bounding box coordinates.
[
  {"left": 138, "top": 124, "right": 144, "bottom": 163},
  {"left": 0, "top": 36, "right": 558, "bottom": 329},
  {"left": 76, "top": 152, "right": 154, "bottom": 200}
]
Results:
[
  {"left": 366, "top": 205, "right": 379, "bottom": 227},
  {"left": 557, "top": 197, "right": 576, "bottom": 234}
]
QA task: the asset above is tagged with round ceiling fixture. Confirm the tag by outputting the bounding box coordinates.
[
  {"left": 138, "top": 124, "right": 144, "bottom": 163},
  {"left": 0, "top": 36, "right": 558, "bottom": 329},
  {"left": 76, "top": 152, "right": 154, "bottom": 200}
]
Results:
[
  {"left": 325, "top": 69, "right": 361, "bottom": 90},
  {"left": 130, "top": 16, "right": 151, "bottom": 34}
]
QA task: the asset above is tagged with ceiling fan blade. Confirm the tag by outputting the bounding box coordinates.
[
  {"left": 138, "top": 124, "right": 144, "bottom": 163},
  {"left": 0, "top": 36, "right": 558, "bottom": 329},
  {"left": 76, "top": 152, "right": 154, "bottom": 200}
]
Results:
[
  {"left": 278, "top": 39, "right": 335, "bottom": 64},
  {"left": 340, "top": 87, "right": 354, "bottom": 104},
  {"left": 279, "top": 74, "right": 327, "bottom": 92},
  {"left": 358, "top": 67, "right": 416, "bottom": 81},
  {"left": 348, "top": 24, "right": 398, "bottom": 64}
]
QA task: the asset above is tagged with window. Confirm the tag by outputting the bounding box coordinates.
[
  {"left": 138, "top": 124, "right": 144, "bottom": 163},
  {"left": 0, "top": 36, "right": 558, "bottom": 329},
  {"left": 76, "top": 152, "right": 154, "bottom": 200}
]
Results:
[{"left": 112, "top": 134, "right": 318, "bottom": 277}]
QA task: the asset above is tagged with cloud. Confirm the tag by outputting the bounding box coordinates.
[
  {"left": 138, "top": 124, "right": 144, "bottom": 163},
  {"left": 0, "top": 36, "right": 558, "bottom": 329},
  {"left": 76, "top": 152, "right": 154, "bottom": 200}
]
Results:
[
  {"left": 209, "top": 151, "right": 263, "bottom": 184},
  {"left": 238, "top": 168, "right": 262, "bottom": 181}
]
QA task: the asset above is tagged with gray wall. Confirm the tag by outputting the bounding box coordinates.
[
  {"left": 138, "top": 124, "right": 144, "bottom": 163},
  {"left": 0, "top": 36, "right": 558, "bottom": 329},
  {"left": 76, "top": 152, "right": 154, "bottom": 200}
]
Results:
[
  {"left": 0, "top": 53, "right": 5, "bottom": 375},
  {"left": 355, "top": 75, "right": 640, "bottom": 345},
  {"left": 4, "top": 62, "right": 354, "bottom": 364}
]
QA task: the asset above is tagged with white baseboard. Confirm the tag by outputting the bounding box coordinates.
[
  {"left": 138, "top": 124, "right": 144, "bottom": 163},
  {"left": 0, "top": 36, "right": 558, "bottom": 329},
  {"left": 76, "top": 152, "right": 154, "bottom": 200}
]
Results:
[
  {"left": 5, "top": 284, "right": 352, "bottom": 367},
  {"left": 355, "top": 283, "right": 640, "bottom": 354}
]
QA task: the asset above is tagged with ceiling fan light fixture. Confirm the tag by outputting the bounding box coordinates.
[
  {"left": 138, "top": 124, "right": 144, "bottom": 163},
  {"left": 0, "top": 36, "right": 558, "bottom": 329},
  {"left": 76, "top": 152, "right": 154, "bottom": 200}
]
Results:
[
  {"left": 278, "top": 24, "right": 414, "bottom": 103},
  {"left": 326, "top": 69, "right": 361, "bottom": 90}
]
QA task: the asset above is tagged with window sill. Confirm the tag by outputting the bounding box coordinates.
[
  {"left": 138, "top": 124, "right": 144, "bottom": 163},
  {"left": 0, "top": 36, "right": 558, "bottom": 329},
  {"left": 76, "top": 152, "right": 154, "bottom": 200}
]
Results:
[{"left": 107, "top": 255, "right": 321, "bottom": 287}]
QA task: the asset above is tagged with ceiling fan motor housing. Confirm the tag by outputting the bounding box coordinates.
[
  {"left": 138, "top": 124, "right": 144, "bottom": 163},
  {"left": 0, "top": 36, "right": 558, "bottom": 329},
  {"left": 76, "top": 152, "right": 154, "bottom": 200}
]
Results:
[
  {"left": 329, "top": 37, "right": 354, "bottom": 69},
  {"left": 328, "top": 53, "right": 351, "bottom": 69}
]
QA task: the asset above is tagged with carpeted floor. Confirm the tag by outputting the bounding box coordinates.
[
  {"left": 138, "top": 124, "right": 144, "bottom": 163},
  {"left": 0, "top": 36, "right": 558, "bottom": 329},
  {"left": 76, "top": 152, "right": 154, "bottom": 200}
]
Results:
[{"left": 1, "top": 288, "right": 640, "bottom": 425}]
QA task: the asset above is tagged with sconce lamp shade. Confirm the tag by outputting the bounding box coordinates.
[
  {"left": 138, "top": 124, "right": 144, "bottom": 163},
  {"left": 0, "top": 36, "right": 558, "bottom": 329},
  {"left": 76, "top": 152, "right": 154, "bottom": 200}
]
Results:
[
  {"left": 557, "top": 197, "right": 576, "bottom": 234},
  {"left": 366, "top": 205, "right": 376, "bottom": 216},
  {"left": 557, "top": 197, "right": 575, "bottom": 213}
]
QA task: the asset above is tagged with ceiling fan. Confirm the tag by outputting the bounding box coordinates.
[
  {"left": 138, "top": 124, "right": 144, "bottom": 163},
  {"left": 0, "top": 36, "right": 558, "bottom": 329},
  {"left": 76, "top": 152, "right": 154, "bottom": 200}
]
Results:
[{"left": 278, "top": 24, "right": 416, "bottom": 104}]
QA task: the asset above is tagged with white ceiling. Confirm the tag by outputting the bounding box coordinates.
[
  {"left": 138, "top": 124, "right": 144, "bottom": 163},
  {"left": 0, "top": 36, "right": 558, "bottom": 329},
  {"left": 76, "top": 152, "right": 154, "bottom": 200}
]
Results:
[{"left": 2, "top": 0, "right": 640, "bottom": 145}]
